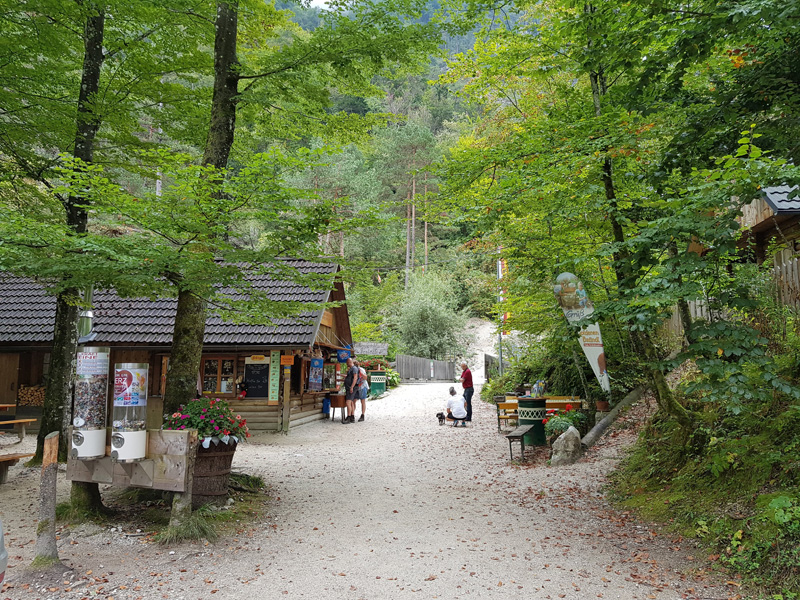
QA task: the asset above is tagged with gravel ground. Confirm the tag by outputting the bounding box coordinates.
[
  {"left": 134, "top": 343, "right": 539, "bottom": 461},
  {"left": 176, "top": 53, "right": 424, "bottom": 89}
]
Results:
[{"left": 1, "top": 383, "right": 737, "bottom": 600}]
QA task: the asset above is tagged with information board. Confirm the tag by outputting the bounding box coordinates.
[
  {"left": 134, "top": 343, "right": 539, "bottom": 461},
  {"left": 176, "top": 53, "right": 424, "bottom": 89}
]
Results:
[
  {"left": 269, "top": 350, "right": 281, "bottom": 401},
  {"left": 243, "top": 363, "right": 269, "bottom": 398},
  {"left": 354, "top": 342, "right": 389, "bottom": 356}
]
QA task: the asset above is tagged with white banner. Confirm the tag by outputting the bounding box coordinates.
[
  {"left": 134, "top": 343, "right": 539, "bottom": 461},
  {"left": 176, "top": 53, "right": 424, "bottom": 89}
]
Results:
[{"left": 554, "top": 272, "right": 610, "bottom": 393}]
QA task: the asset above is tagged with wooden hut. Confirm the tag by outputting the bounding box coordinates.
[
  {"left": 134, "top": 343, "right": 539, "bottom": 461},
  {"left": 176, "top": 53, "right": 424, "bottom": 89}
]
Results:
[{"left": 0, "top": 259, "right": 353, "bottom": 433}]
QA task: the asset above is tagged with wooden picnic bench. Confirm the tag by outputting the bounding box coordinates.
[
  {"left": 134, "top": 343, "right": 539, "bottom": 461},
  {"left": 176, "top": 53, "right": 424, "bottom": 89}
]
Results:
[
  {"left": 496, "top": 396, "right": 583, "bottom": 430},
  {"left": 496, "top": 402, "right": 519, "bottom": 431},
  {"left": 506, "top": 425, "right": 535, "bottom": 461},
  {"left": 0, "top": 452, "right": 34, "bottom": 483},
  {"left": 0, "top": 418, "right": 37, "bottom": 442}
]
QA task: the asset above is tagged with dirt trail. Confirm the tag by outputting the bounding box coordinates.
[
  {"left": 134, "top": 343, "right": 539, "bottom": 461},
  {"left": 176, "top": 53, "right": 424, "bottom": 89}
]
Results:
[{"left": 1, "top": 384, "right": 732, "bottom": 600}]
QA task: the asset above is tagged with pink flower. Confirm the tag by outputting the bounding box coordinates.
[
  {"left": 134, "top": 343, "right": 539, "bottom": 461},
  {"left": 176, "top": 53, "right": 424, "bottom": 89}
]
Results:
[
  {"left": 210, "top": 419, "right": 215, "bottom": 424},
  {"left": 199, "top": 415, "right": 205, "bottom": 420},
  {"left": 214, "top": 425, "right": 220, "bottom": 431},
  {"left": 180, "top": 425, "right": 186, "bottom": 429},
  {"left": 181, "top": 414, "right": 189, "bottom": 419}
]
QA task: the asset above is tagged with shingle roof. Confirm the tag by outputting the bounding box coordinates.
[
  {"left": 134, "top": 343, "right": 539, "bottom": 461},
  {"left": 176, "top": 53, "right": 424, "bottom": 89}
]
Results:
[
  {"left": 763, "top": 185, "right": 800, "bottom": 214},
  {"left": 0, "top": 259, "right": 339, "bottom": 347}
]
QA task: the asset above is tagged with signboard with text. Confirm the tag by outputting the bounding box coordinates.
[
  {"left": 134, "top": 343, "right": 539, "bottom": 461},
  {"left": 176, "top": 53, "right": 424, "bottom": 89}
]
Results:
[{"left": 554, "top": 272, "right": 610, "bottom": 393}]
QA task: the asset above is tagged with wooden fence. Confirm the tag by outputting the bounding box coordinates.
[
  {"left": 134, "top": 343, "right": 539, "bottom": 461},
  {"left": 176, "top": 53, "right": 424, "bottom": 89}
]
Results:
[
  {"left": 662, "top": 299, "right": 718, "bottom": 338},
  {"left": 663, "top": 248, "right": 800, "bottom": 338},
  {"left": 484, "top": 353, "right": 500, "bottom": 381},
  {"left": 396, "top": 354, "right": 456, "bottom": 382},
  {"left": 773, "top": 248, "right": 800, "bottom": 310}
]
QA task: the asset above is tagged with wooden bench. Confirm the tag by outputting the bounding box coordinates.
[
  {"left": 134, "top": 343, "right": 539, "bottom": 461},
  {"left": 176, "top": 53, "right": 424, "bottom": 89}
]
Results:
[
  {"left": 0, "top": 418, "right": 37, "bottom": 442},
  {"left": 542, "top": 396, "right": 582, "bottom": 411},
  {"left": 506, "top": 425, "right": 535, "bottom": 461},
  {"left": 496, "top": 402, "right": 519, "bottom": 431},
  {"left": 0, "top": 453, "right": 34, "bottom": 484}
]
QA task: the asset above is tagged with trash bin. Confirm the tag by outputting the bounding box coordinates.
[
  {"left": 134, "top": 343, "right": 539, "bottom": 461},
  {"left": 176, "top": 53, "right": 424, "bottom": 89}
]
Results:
[
  {"left": 517, "top": 396, "right": 547, "bottom": 446},
  {"left": 323, "top": 395, "right": 331, "bottom": 417},
  {"left": 369, "top": 370, "right": 386, "bottom": 395}
]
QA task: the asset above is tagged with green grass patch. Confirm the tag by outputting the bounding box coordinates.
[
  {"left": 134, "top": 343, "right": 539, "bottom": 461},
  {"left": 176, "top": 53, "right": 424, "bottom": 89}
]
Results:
[
  {"left": 154, "top": 506, "right": 219, "bottom": 544},
  {"left": 55, "top": 501, "right": 111, "bottom": 525}
]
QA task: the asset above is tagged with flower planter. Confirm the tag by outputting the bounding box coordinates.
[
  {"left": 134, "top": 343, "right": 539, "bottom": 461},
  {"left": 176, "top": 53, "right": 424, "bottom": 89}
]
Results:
[
  {"left": 595, "top": 400, "right": 610, "bottom": 411},
  {"left": 192, "top": 440, "right": 237, "bottom": 509}
]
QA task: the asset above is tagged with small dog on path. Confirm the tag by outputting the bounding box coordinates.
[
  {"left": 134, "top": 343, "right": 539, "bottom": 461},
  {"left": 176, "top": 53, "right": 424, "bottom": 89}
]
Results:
[{"left": 436, "top": 412, "right": 446, "bottom": 426}]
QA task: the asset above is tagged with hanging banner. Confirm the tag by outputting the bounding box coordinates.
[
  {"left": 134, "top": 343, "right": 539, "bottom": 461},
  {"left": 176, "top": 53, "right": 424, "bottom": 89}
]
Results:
[
  {"left": 554, "top": 272, "right": 610, "bottom": 393},
  {"left": 308, "top": 358, "right": 323, "bottom": 391},
  {"left": 498, "top": 256, "right": 509, "bottom": 334}
]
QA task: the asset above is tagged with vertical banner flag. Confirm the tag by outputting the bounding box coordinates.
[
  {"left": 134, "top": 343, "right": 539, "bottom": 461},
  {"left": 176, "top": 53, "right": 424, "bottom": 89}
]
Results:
[
  {"left": 498, "top": 257, "right": 509, "bottom": 334},
  {"left": 553, "top": 273, "right": 610, "bottom": 393}
]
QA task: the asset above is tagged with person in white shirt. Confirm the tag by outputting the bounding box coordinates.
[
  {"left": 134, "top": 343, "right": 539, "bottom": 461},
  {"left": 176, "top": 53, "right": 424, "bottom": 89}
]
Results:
[
  {"left": 445, "top": 386, "right": 468, "bottom": 427},
  {"left": 355, "top": 360, "right": 369, "bottom": 422}
]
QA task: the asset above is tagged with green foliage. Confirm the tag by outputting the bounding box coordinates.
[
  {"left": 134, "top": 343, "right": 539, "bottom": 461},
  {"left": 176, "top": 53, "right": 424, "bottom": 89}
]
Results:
[
  {"left": 397, "top": 270, "right": 467, "bottom": 358},
  {"left": 544, "top": 406, "right": 587, "bottom": 437},
  {"left": 385, "top": 367, "right": 402, "bottom": 387},
  {"left": 229, "top": 472, "right": 266, "bottom": 493}
]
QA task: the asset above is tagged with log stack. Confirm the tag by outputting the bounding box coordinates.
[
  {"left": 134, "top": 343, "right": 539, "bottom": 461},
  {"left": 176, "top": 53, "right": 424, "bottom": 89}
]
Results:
[{"left": 18, "top": 385, "right": 46, "bottom": 406}]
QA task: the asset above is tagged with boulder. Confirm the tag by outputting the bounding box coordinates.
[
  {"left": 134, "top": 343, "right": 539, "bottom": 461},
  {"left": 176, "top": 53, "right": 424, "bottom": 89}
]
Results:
[{"left": 550, "top": 426, "right": 583, "bottom": 466}]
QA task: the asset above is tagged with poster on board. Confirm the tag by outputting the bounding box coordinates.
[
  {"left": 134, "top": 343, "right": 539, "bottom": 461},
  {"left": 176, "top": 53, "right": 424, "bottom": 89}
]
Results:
[
  {"left": 554, "top": 272, "right": 610, "bottom": 393},
  {"left": 309, "top": 358, "right": 323, "bottom": 391}
]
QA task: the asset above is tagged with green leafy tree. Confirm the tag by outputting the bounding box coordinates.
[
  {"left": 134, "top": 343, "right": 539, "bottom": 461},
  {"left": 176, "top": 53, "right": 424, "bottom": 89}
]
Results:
[{"left": 397, "top": 270, "right": 466, "bottom": 358}]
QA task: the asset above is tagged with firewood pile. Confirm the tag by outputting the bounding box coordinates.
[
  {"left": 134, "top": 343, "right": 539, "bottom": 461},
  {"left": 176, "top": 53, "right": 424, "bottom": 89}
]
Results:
[{"left": 18, "top": 384, "right": 46, "bottom": 406}]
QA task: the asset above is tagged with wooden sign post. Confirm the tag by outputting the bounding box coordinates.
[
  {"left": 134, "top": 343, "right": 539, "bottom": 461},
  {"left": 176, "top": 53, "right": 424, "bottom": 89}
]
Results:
[{"left": 32, "top": 432, "right": 61, "bottom": 568}]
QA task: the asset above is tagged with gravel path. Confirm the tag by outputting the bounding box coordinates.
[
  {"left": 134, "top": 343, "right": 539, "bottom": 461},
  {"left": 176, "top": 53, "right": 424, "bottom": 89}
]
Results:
[{"left": 1, "top": 383, "right": 733, "bottom": 600}]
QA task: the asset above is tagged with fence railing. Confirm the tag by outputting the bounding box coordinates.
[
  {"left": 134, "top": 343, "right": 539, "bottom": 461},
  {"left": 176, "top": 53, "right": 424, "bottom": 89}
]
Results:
[
  {"left": 774, "top": 248, "right": 800, "bottom": 310},
  {"left": 396, "top": 354, "right": 456, "bottom": 382},
  {"left": 484, "top": 353, "right": 501, "bottom": 381},
  {"left": 663, "top": 249, "right": 800, "bottom": 339}
]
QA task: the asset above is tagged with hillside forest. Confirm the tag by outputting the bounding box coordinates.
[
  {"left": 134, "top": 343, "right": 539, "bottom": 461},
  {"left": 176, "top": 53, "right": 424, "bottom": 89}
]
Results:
[{"left": 1, "top": 0, "right": 800, "bottom": 595}]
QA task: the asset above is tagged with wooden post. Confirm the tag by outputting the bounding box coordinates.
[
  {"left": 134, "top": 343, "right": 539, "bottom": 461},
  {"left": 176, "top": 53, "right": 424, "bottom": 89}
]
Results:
[
  {"left": 281, "top": 364, "right": 291, "bottom": 433},
  {"left": 169, "top": 430, "right": 199, "bottom": 528},
  {"left": 32, "top": 432, "right": 61, "bottom": 568}
]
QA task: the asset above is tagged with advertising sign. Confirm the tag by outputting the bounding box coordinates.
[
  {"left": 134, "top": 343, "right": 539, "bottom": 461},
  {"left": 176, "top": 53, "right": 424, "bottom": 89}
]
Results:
[
  {"left": 337, "top": 349, "right": 351, "bottom": 363},
  {"left": 309, "top": 358, "right": 323, "bottom": 391},
  {"left": 113, "top": 365, "right": 148, "bottom": 407},
  {"left": 554, "top": 272, "right": 610, "bottom": 393}
]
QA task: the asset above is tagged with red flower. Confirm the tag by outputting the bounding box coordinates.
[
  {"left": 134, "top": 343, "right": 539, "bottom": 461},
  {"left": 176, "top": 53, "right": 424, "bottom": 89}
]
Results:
[
  {"left": 542, "top": 418, "right": 549, "bottom": 425},
  {"left": 565, "top": 403, "right": 573, "bottom": 412}
]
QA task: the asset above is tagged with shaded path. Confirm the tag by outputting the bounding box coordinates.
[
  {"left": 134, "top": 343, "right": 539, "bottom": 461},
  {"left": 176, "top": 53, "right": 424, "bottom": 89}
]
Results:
[{"left": 1, "top": 383, "right": 732, "bottom": 599}]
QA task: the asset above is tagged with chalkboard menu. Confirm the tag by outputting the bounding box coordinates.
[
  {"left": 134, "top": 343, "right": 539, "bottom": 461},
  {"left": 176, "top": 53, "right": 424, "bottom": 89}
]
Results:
[{"left": 243, "top": 362, "right": 270, "bottom": 398}]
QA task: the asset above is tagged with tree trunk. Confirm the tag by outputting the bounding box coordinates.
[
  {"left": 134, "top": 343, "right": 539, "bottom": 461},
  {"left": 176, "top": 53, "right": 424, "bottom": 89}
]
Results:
[
  {"left": 163, "top": 290, "right": 207, "bottom": 414},
  {"left": 424, "top": 173, "right": 428, "bottom": 273},
  {"left": 589, "top": 51, "right": 695, "bottom": 431},
  {"left": 36, "top": 5, "right": 105, "bottom": 466},
  {"left": 411, "top": 172, "right": 416, "bottom": 272},
  {"left": 404, "top": 192, "right": 411, "bottom": 290},
  {"left": 165, "top": 0, "right": 240, "bottom": 415},
  {"left": 202, "top": 1, "right": 239, "bottom": 170},
  {"left": 36, "top": 295, "right": 79, "bottom": 462}
]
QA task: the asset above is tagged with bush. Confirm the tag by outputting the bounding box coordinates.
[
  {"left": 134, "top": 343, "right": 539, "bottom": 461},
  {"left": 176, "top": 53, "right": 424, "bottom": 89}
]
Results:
[{"left": 544, "top": 404, "right": 588, "bottom": 437}]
